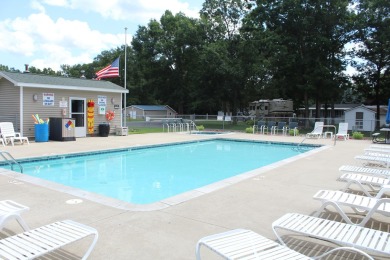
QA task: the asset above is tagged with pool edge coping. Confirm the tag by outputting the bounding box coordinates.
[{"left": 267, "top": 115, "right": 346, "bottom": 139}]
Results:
[{"left": 0, "top": 139, "right": 328, "bottom": 211}]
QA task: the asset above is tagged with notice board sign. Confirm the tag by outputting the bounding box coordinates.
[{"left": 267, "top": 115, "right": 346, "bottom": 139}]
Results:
[
  {"left": 97, "top": 95, "right": 106, "bottom": 106},
  {"left": 43, "top": 93, "right": 54, "bottom": 106}
]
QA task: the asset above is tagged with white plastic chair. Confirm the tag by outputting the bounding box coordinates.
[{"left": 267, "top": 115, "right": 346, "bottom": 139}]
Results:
[
  {"left": 0, "top": 220, "right": 98, "bottom": 259},
  {"left": 273, "top": 213, "right": 390, "bottom": 258},
  {"left": 0, "top": 122, "right": 29, "bottom": 146},
  {"left": 313, "top": 187, "right": 390, "bottom": 226},
  {"left": 355, "top": 154, "right": 390, "bottom": 168},
  {"left": 196, "top": 228, "right": 373, "bottom": 260},
  {"left": 339, "top": 172, "right": 390, "bottom": 197},
  {"left": 306, "top": 122, "right": 324, "bottom": 138},
  {"left": 0, "top": 200, "right": 30, "bottom": 231},
  {"left": 335, "top": 122, "right": 349, "bottom": 140},
  {"left": 339, "top": 164, "right": 390, "bottom": 178}
]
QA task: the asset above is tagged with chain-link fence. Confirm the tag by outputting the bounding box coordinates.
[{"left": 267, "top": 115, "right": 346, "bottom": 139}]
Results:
[{"left": 126, "top": 114, "right": 384, "bottom": 137}]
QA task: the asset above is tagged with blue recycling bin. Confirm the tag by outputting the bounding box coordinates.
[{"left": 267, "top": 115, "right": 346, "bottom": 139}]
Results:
[{"left": 35, "top": 124, "right": 49, "bottom": 142}]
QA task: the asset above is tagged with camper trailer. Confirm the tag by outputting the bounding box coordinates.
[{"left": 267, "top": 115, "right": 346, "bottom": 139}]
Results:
[{"left": 249, "top": 99, "right": 294, "bottom": 118}]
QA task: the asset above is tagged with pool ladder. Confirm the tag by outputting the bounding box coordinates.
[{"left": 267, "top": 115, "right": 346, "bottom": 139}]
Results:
[{"left": 0, "top": 151, "right": 23, "bottom": 173}]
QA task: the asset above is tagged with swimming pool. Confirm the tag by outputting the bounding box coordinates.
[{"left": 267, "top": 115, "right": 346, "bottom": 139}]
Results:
[{"left": 2, "top": 139, "right": 321, "bottom": 209}]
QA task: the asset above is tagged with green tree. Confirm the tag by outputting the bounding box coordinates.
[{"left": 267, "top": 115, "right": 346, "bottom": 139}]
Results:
[
  {"left": 352, "top": 0, "right": 390, "bottom": 128},
  {"left": 245, "top": 0, "right": 354, "bottom": 119},
  {"left": 200, "top": 0, "right": 249, "bottom": 117},
  {"left": 132, "top": 11, "right": 204, "bottom": 113}
]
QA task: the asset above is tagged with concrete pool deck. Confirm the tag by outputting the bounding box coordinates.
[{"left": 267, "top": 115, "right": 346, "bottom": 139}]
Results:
[{"left": 0, "top": 132, "right": 388, "bottom": 259}]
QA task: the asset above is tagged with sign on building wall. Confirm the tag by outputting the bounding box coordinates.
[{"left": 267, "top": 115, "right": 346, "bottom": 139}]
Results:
[
  {"left": 97, "top": 95, "right": 107, "bottom": 106},
  {"left": 99, "top": 106, "right": 106, "bottom": 115},
  {"left": 43, "top": 93, "right": 54, "bottom": 106}
]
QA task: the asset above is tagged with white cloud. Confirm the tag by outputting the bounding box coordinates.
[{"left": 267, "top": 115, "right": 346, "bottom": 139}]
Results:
[
  {"left": 0, "top": 0, "right": 200, "bottom": 71},
  {"left": 0, "top": 11, "right": 123, "bottom": 70},
  {"left": 40, "top": 0, "right": 200, "bottom": 21}
]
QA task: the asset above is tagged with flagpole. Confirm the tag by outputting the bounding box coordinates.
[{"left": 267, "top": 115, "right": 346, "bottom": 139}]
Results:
[{"left": 123, "top": 27, "right": 127, "bottom": 127}]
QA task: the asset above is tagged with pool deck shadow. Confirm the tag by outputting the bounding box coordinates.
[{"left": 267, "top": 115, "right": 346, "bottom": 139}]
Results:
[{"left": 0, "top": 133, "right": 387, "bottom": 259}]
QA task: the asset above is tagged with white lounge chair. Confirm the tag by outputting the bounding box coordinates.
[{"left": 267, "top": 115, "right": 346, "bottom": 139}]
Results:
[
  {"left": 272, "top": 213, "right": 390, "bottom": 258},
  {"left": 339, "top": 172, "right": 390, "bottom": 197},
  {"left": 313, "top": 188, "right": 390, "bottom": 226},
  {"left": 306, "top": 122, "right": 324, "bottom": 139},
  {"left": 340, "top": 165, "right": 390, "bottom": 178},
  {"left": 369, "top": 144, "right": 390, "bottom": 150},
  {"left": 0, "top": 122, "right": 29, "bottom": 146},
  {"left": 365, "top": 147, "right": 390, "bottom": 154},
  {"left": 355, "top": 155, "right": 390, "bottom": 168},
  {"left": 0, "top": 200, "right": 30, "bottom": 231},
  {"left": 365, "top": 151, "right": 390, "bottom": 158},
  {"left": 217, "top": 112, "right": 224, "bottom": 121},
  {"left": 224, "top": 112, "right": 232, "bottom": 122},
  {"left": 0, "top": 219, "right": 98, "bottom": 259},
  {"left": 196, "top": 228, "right": 373, "bottom": 260},
  {"left": 335, "top": 122, "right": 349, "bottom": 140}
]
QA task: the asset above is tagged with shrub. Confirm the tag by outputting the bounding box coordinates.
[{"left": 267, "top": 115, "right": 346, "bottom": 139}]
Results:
[
  {"left": 289, "top": 129, "right": 299, "bottom": 136},
  {"left": 245, "top": 127, "right": 253, "bottom": 133},
  {"left": 352, "top": 131, "right": 364, "bottom": 139},
  {"left": 246, "top": 120, "right": 254, "bottom": 126},
  {"left": 196, "top": 125, "right": 205, "bottom": 131}
]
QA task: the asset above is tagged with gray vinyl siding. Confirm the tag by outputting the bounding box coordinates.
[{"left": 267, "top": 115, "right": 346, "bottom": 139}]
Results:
[
  {"left": 22, "top": 87, "right": 122, "bottom": 137},
  {"left": 0, "top": 79, "right": 20, "bottom": 130}
]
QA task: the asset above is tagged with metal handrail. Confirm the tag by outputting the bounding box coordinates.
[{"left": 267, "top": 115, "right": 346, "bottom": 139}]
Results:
[
  {"left": 299, "top": 124, "right": 337, "bottom": 146},
  {"left": 0, "top": 151, "right": 23, "bottom": 173}
]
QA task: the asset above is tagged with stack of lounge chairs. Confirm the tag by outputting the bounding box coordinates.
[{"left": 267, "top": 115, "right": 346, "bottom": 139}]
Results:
[
  {"left": 0, "top": 200, "right": 98, "bottom": 259},
  {"left": 195, "top": 143, "right": 390, "bottom": 259}
]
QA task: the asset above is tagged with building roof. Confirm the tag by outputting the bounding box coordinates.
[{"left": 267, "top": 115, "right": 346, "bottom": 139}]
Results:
[
  {"left": 0, "top": 71, "right": 128, "bottom": 93},
  {"left": 344, "top": 104, "right": 375, "bottom": 113},
  {"left": 129, "top": 105, "right": 176, "bottom": 112},
  {"left": 345, "top": 104, "right": 388, "bottom": 115},
  {"left": 301, "top": 103, "right": 361, "bottom": 110}
]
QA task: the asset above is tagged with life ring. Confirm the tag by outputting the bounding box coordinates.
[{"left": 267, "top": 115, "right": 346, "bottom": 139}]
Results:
[{"left": 106, "top": 110, "right": 115, "bottom": 121}]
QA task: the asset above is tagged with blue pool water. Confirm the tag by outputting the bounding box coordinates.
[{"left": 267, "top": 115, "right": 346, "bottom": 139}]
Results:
[{"left": 6, "top": 139, "right": 317, "bottom": 204}]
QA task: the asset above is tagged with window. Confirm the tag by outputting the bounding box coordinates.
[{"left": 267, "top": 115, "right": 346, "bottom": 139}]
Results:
[{"left": 355, "top": 112, "right": 363, "bottom": 130}]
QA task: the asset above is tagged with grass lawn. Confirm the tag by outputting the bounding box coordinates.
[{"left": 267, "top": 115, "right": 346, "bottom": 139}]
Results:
[{"left": 127, "top": 127, "right": 164, "bottom": 134}]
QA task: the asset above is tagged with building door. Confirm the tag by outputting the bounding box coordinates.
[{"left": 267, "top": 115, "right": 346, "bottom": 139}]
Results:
[
  {"left": 70, "top": 98, "right": 86, "bottom": 137},
  {"left": 355, "top": 111, "right": 363, "bottom": 131}
]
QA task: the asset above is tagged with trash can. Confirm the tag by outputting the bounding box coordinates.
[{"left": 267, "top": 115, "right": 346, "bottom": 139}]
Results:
[
  {"left": 99, "top": 124, "right": 110, "bottom": 137},
  {"left": 35, "top": 124, "right": 49, "bottom": 142}
]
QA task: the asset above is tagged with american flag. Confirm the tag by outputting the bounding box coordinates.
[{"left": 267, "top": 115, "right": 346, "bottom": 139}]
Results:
[{"left": 95, "top": 57, "right": 120, "bottom": 80}]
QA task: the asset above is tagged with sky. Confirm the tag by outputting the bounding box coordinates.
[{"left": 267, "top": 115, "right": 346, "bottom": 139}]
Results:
[{"left": 0, "top": 0, "right": 203, "bottom": 72}]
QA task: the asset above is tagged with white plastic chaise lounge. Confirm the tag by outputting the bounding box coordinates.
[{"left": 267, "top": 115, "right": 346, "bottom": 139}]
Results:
[
  {"left": 0, "top": 122, "right": 29, "bottom": 146},
  {"left": 272, "top": 213, "right": 390, "bottom": 259},
  {"left": 334, "top": 122, "right": 349, "bottom": 140},
  {"left": 365, "top": 151, "right": 390, "bottom": 158},
  {"left": 365, "top": 147, "right": 390, "bottom": 154},
  {"left": 339, "top": 172, "right": 390, "bottom": 197},
  {"left": 312, "top": 187, "right": 390, "bottom": 226},
  {"left": 0, "top": 200, "right": 30, "bottom": 231},
  {"left": 0, "top": 219, "right": 98, "bottom": 259},
  {"left": 195, "top": 228, "right": 373, "bottom": 260},
  {"left": 306, "top": 122, "right": 324, "bottom": 139},
  {"left": 339, "top": 165, "right": 390, "bottom": 178},
  {"left": 355, "top": 154, "right": 390, "bottom": 168},
  {"left": 368, "top": 144, "right": 390, "bottom": 151}
]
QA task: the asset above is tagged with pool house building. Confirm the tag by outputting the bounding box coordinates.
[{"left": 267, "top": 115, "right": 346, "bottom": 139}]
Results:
[{"left": 0, "top": 71, "right": 128, "bottom": 138}]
